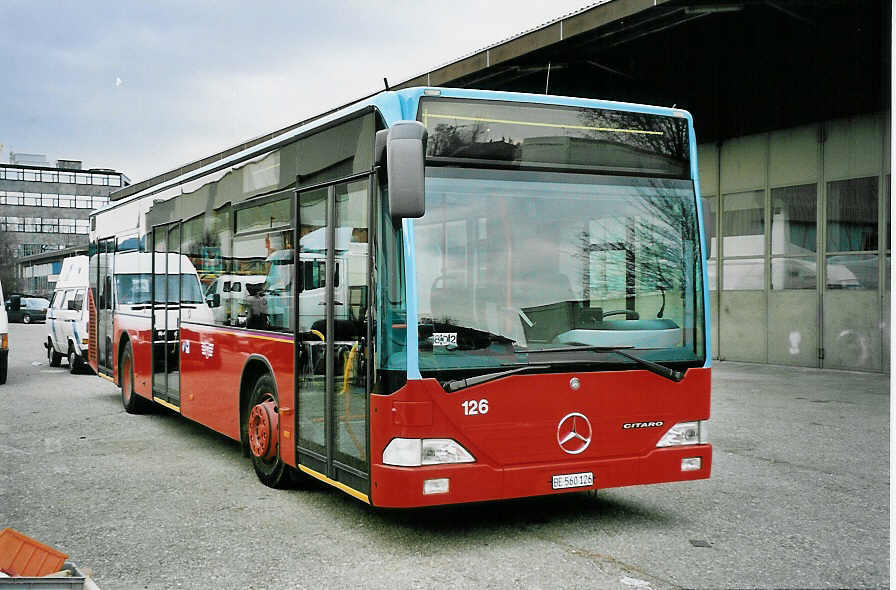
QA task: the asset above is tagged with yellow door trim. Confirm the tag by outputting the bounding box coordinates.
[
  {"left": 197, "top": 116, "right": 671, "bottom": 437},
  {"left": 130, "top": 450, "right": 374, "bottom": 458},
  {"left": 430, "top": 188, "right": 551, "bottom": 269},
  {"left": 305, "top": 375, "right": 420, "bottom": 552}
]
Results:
[
  {"left": 153, "top": 397, "right": 181, "bottom": 412},
  {"left": 298, "top": 465, "right": 370, "bottom": 504}
]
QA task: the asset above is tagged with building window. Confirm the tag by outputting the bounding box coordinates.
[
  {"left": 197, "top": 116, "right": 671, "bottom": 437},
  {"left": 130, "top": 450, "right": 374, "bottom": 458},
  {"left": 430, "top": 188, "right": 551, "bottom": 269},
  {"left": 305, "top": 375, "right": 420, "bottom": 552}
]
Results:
[
  {"left": 824, "top": 176, "right": 879, "bottom": 290},
  {"left": 770, "top": 184, "right": 817, "bottom": 290},
  {"left": 722, "top": 190, "right": 765, "bottom": 290},
  {"left": 826, "top": 177, "right": 878, "bottom": 252}
]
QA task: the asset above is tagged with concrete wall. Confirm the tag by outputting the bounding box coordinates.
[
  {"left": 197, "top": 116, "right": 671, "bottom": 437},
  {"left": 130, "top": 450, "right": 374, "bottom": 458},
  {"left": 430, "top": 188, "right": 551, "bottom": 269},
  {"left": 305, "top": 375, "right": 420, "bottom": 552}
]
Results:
[{"left": 699, "top": 111, "right": 890, "bottom": 372}]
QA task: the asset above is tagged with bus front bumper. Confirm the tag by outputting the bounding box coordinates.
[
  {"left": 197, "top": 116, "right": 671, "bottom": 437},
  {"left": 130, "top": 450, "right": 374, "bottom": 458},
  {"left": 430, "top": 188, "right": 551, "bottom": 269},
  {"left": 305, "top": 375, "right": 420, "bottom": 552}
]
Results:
[{"left": 369, "top": 444, "right": 712, "bottom": 508}]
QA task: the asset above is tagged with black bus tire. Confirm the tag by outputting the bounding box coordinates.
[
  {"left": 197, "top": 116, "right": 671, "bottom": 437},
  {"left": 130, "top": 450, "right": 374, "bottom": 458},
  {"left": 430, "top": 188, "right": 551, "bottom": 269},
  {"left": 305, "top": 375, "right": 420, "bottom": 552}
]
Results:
[
  {"left": 0, "top": 352, "right": 7, "bottom": 385},
  {"left": 120, "top": 342, "right": 148, "bottom": 414},
  {"left": 247, "top": 373, "right": 294, "bottom": 489}
]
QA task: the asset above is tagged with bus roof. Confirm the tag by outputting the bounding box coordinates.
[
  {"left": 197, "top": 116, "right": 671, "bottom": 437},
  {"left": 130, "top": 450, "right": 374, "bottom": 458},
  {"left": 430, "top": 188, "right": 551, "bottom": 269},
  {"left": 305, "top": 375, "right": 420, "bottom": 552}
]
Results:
[{"left": 102, "top": 87, "right": 692, "bottom": 212}]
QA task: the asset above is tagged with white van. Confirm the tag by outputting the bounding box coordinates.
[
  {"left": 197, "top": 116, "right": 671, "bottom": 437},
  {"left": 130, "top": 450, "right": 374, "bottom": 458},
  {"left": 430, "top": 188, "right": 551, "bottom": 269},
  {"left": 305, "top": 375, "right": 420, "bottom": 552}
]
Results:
[
  {"left": 46, "top": 256, "right": 90, "bottom": 373},
  {"left": 0, "top": 279, "right": 8, "bottom": 384},
  {"left": 204, "top": 274, "right": 267, "bottom": 325}
]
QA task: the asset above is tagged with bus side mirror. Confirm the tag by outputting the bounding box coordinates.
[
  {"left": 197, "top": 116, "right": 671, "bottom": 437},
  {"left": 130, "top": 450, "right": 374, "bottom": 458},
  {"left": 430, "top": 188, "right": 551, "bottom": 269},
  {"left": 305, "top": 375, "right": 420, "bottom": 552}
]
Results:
[{"left": 384, "top": 121, "right": 427, "bottom": 220}]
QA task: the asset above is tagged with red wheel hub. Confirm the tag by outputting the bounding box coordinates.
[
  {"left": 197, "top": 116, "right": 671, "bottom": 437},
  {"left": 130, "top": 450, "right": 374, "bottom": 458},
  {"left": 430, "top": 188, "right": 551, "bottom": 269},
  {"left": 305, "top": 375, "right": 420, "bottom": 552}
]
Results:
[{"left": 248, "top": 400, "right": 278, "bottom": 460}]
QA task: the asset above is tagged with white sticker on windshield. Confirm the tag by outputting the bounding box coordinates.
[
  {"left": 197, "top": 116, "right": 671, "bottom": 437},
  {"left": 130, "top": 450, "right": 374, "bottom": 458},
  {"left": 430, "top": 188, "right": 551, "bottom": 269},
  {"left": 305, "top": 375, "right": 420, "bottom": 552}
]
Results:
[{"left": 433, "top": 332, "right": 457, "bottom": 347}]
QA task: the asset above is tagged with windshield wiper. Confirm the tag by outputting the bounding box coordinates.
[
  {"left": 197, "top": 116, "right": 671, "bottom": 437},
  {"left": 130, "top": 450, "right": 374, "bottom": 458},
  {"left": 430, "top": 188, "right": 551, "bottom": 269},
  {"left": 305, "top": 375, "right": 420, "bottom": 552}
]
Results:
[
  {"left": 516, "top": 344, "right": 684, "bottom": 383},
  {"left": 443, "top": 364, "right": 550, "bottom": 393}
]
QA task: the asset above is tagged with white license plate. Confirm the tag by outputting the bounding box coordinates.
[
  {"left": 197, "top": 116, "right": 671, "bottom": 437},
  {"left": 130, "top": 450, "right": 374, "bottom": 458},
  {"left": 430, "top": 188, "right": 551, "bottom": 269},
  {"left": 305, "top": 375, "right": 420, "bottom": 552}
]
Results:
[{"left": 552, "top": 471, "right": 594, "bottom": 490}]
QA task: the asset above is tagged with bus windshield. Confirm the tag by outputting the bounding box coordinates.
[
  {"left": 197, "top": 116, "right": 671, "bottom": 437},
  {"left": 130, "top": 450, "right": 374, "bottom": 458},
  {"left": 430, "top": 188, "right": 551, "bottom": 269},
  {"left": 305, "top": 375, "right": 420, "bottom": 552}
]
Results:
[{"left": 410, "top": 167, "right": 704, "bottom": 374}]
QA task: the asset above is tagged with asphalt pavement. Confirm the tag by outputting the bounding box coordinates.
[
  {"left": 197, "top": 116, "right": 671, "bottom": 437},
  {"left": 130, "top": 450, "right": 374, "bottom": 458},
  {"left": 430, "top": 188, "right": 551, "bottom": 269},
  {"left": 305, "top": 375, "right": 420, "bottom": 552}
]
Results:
[{"left": 0, "top": 323, "right": 889, "bottom": 589}]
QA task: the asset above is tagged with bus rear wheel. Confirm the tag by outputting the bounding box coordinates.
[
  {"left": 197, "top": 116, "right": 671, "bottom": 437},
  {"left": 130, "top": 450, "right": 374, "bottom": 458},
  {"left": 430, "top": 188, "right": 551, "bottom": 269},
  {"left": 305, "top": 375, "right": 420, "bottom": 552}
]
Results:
[
  {"left": 120, "top": 342, "right": 148, "bottom": 414},
  {"left": 247, "top": 374, "right": 293, "bottom": 488}
]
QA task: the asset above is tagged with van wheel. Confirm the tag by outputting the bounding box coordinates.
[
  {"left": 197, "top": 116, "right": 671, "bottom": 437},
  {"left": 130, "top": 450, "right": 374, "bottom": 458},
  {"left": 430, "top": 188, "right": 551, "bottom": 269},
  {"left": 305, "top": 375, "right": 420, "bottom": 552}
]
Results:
[
  {"left": 23, "top": 315, "right": 31, "bottom": 324},
  {"left": 120, "top": 342, "right": 148, "bottom": 414},
  {"left": 68, "top": 344, "right": 82, "bottom": 374},
  {"left": 246, "top": 374, "right": 294, "bottom": 488},
  {"left": 47, "top": 339, "right": 62, "bottom": 367}
]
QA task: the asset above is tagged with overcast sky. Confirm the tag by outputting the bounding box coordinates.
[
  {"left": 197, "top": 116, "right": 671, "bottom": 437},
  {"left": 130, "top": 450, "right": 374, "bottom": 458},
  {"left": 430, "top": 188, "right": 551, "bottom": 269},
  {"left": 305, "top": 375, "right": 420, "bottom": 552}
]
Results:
[{"left": 1, "top": 0, "right": 593, "bottom": 182}]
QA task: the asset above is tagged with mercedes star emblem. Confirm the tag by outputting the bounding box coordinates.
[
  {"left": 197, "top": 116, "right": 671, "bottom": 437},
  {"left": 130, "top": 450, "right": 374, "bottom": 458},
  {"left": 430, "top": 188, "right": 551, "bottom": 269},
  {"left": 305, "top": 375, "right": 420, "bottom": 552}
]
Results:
[{"left": 557, "top": 412, "right": 592, "bottom": 454}]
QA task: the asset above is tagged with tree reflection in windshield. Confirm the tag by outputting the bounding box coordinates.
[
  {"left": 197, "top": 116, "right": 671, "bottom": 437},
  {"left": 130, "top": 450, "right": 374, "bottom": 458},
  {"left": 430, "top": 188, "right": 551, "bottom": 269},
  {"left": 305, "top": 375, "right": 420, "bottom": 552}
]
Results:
[{"left": 412, "top": 167, "right": 704, "bottom": 371}]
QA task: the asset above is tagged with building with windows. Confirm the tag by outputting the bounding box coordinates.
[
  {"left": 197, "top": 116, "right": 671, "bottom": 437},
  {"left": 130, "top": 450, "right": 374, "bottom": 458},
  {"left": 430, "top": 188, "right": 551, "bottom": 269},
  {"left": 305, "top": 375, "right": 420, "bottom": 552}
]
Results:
[{"left": 0, "top": 158, "right": 129, "bottom": 295}]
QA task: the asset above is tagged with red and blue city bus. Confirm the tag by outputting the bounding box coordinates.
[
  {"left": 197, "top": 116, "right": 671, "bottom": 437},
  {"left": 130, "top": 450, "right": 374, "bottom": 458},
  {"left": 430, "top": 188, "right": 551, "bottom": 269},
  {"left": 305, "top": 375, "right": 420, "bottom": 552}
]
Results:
[{"left": 89, "top": 87, "right": 711, "bottom": 507}]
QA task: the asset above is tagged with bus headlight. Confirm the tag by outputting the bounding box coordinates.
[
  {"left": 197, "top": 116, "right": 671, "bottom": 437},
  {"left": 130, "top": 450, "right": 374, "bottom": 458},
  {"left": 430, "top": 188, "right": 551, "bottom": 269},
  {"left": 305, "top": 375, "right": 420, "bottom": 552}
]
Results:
[
  {"left": 383, "top": 438, "right": 475, "bottom": 467},
  {"left": 656, "top": 421, "right": 708, "bottom": 447}
]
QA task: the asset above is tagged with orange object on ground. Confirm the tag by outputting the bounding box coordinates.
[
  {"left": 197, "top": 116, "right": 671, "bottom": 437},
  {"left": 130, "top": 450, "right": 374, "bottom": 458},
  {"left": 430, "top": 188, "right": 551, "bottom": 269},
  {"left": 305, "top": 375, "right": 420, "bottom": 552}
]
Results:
[{"left": 0, "top": 528, "right": 68, "bottom": 577}]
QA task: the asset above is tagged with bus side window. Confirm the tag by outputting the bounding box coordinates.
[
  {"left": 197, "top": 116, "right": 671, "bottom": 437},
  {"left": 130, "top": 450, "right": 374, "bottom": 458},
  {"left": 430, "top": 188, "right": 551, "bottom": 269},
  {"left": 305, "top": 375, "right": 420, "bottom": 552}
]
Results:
[{"left": 51, "top": 291, "right": 64, "bottom": 309}]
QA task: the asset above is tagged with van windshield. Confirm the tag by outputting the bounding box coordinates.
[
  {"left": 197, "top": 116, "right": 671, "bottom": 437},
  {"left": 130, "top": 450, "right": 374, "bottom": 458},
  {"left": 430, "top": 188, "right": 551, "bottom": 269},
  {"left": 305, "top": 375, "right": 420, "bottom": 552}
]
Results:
[{"left": 117, "top": 273, "right": 204, "bottom": 305}]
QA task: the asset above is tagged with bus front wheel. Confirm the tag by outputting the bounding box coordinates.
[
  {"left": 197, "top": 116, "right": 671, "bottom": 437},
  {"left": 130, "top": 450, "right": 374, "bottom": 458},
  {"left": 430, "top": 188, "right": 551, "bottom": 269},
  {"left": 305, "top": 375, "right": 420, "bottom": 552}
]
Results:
[
  {"left": 120, "top": 342, "right": 148, "bottom": 414},
  {"left": 247, "top": 374, "right": 292, "bottom": 488}
]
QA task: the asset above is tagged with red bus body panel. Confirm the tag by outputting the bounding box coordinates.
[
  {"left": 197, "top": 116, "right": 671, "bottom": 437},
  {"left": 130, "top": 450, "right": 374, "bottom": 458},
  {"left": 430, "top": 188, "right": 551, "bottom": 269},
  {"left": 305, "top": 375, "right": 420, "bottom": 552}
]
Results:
[
  {"left": 179, "top": 323, "right": 296, "bottom": 468},
  {"left": 115, "top": 315, "right": 153, "bottom": 398},
  {"left": 369, "top": 368, "right": 711, "bottom": 508},
  {"left": 97, "top": 303, "right": 710, "bottom": 508}
]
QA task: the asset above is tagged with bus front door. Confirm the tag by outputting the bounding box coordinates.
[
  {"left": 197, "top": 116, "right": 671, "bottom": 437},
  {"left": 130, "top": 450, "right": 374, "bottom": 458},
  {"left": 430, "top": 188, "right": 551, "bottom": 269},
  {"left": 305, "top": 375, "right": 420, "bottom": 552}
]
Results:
[
  {"left": 151, "top": 223, "right": 181, "bottom": 408},
  {"left": 96, "top": 237, "right": 115, "bottom": 375},
  {"left": 296, "top": 178, "right": 371, "bottom": 496}
]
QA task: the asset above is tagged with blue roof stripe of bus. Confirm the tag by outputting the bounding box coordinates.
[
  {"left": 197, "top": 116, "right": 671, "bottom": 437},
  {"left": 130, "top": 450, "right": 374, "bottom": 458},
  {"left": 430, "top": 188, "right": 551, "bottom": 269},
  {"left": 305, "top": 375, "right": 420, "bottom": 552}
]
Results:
[
  {"left": 385, "top": 87, "right": 696, "bottom": 123},
  {"left": 402, "top": 218, "right": 422, "bottom": 380},
  {"left": 687, "top": 118, "right": 712, "bottom": 369}
]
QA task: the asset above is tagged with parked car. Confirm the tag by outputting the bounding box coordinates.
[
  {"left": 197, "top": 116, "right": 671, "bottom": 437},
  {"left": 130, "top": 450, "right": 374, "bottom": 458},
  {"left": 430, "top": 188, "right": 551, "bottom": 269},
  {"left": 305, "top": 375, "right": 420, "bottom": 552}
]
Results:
[
  {"left": 5, "top": 296, "right": 50, "bottom": 323},
  {"left": 0, "top": 280, "right": 8, "bottom": 384},
  {"left": 46, "top": 256, "right": 91, "bottom": 372}
]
